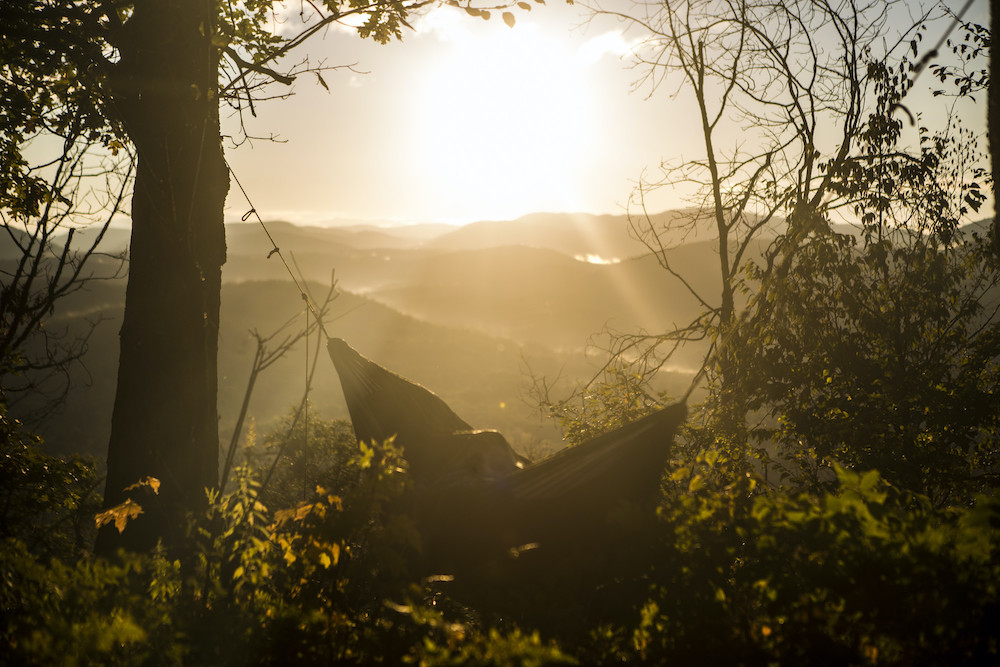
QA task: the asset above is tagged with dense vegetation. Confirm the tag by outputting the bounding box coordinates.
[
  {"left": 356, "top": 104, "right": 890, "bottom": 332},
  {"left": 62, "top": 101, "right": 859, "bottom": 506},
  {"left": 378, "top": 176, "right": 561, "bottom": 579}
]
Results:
[{"left": 3, "top": 302, "right": 999, "bottom": 665}]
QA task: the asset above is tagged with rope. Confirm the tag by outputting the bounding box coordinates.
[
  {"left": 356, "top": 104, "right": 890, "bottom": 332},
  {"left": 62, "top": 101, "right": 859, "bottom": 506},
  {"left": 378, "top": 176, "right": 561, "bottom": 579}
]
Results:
[
  {"left": 226, "top": 158, "right": 330, "bottom": 340},
  {"left": 225, "top": 159, "right": 334, "bottom": 493}
]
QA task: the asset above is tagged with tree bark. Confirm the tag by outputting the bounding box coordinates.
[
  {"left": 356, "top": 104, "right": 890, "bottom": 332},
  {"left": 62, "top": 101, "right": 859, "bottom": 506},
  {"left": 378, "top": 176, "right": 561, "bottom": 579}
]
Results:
[{"left": 97, "top": 0, "right": 228, "bottom": 554}]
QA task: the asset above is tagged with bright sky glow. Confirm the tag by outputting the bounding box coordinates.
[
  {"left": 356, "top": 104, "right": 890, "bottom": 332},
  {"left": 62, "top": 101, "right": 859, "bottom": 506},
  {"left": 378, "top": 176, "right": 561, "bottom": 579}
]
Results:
[
  {"left": 415, "top": 14, "right": 598, "bottom": 220},
  {"left": 219, "top": 1, "right": 992, "bottom": 226}
]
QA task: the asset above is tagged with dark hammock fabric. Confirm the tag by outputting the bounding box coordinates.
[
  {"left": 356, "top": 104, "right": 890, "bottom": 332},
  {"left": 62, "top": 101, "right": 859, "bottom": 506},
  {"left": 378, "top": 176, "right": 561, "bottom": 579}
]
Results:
[
  {"left": 326, "top": 337, "right": 687, "bottom": 570},
  {"left": 327, "top": 337, "right": 524, "bottom": 485}
]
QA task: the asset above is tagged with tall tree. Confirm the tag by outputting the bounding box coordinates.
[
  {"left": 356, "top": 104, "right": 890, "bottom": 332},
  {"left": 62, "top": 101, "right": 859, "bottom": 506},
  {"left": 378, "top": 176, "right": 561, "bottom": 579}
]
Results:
[{"left": 98, "top": 0, "right": 231, "bottom": 552}]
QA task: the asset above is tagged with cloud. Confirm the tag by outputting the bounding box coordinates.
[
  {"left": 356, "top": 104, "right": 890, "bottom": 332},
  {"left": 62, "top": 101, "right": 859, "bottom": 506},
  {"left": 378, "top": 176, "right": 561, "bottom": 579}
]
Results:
[
  {"left": 411, "top": 5, "right": 469, "bottom": 41},
  {"left": 578, "top": 30, "right": 637, "bottom": 64}
]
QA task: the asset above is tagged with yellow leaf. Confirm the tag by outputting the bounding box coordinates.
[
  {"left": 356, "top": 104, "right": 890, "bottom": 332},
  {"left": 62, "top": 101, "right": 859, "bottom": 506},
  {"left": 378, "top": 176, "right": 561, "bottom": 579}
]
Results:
[
  {"left": 294, "top": 502, "right": 314, "bottom": 521},
  {"left": 95, "top": 499, "right": 144, "bottom": 533},
  {"left": 330, "top": 542, "right": 341, "bottom": 566},
  {"left": 124, "top": 476, "right": 160, "bottom": 494},
  {"left": 318, "top": 552, "right": 331, "bottom": 568},
  {"left": 502, "top": 11, "right": 515, "bottom": 28},
  {"left": 670, "top": 466, "right": 691, "bottom": 481}
]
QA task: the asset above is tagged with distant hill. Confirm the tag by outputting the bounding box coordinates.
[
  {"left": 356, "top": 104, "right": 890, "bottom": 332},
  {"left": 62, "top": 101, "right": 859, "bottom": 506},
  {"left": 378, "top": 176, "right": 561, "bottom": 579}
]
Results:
[
  {"left": 21, "top": 209, "right": 769, "bottom": 268},
  {"left": 360, "top": 244, "right": 716, "bottom": 354},
  {"left": 959, "top": 217, "right": 995, "bottom": 237},
  {"left": 426, "top": 210, "right": 718, "bottom": 260},
  {"left": 221, "top": 225, "right": 759, "bottom": 357},
  {"left": 225, "top": 220, "right": 456, "bottom": 254}
]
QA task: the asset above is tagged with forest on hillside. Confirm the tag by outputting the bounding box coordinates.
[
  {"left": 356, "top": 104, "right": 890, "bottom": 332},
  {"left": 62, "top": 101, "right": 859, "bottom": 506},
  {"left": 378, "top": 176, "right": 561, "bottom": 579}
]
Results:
[{"left": 3, "top": 0, "right": 999, "bottom": 665}]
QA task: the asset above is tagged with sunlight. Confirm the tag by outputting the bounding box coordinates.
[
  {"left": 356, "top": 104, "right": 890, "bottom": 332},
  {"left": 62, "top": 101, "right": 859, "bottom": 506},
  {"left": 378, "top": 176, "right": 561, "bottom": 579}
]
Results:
[
  {"left": 574, "top": 253, "right": 620, "bottom": 264},
  {"left": 414, "top": 12, "right": 598, "bottom": 220}
]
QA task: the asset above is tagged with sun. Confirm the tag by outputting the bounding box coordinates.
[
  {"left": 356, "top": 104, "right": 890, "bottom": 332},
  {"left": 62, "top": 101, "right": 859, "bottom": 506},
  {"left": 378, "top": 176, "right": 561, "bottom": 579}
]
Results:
[{"left": 414, "top": 14, "right": 597, "bottom": 221}]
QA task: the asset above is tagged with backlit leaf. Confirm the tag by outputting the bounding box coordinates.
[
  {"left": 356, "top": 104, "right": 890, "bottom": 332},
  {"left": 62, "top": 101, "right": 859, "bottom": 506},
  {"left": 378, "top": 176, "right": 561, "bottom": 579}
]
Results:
[{"left": 95, "top": 498, "right": 144, "bottom": 533}]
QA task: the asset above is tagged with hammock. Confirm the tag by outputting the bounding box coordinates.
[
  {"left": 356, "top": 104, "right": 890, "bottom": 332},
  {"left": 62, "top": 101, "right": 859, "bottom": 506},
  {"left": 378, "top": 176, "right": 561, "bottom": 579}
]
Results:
[{"left": 327, "top": 337, "right": 687, "bottom": 572}]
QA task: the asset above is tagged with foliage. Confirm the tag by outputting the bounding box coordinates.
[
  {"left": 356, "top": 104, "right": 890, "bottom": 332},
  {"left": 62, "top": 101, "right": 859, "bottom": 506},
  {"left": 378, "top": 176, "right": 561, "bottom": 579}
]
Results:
[
  {"left": 3, "top": 396, "right": 999, "bottom": 665},
  {"left": 0, "top": 19, "right": 129, "bottom": 414},
  {"left": 595, "top": 467, "right": 1000, "bottom": 666},
  {"left": 0, "top": 403, "right": 102, "bottom": 560},
  {"left": 3, "top": 412, "right": 577, "bottom": 665},
  {"left": 0, "top": 1, "right": 125, "bottom": 221},
  {"left": 0, "top": 539, "right": 150, "bottom": 666},
  {"left": 533, "top": 364, "right": 664, "bottom": 446},
  {"left": 244, "top": 408, "right": 359, "bottom": 509},
  {"left": 415, "top": 626, "right": 575, "bottom": 666},
  {"left": 717, "top": 37, "right": 999, "bottom": 503},
  {"left": 737, "top": 229, "right": 1000, "bottom": 502}
]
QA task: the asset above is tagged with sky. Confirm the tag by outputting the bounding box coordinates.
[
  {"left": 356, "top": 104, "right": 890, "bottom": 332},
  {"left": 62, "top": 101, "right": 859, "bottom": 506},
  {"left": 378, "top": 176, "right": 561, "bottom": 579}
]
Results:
[
  {"left": 222, "top": 1, "right": 674, "bottom": 225},
  {"left": 219, "top": 0, "right": 992, "bottom": 226}
]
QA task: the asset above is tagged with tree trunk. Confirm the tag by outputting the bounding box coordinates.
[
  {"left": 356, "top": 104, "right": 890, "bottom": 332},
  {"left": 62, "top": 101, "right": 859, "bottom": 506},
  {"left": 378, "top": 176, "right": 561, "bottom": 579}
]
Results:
[{"left": 97, "top": 0, "right": 228, "bottom": 554}]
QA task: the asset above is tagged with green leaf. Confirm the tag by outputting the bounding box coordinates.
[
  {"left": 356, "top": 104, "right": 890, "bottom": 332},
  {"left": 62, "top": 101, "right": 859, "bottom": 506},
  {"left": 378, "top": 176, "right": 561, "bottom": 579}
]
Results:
[
  {"left": 858, "top": 469, "right": 880, "bottom": 495},
  {"left": 689, "top": 474, "right": 705, "bottom": 492}
]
